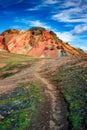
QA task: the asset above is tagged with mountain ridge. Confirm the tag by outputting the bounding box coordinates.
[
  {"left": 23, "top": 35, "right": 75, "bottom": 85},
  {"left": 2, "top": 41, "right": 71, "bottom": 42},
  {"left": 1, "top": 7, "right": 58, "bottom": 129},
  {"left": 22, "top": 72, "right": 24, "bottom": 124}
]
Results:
[{"left": 0, "top": 27, "right": 85, "bottom": 57}]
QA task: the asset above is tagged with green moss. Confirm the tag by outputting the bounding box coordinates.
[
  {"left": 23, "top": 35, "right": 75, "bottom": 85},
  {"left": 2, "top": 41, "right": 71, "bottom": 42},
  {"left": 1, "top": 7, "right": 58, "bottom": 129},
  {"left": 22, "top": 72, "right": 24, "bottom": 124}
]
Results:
[
  {"left": 0, "top": 82, "right": 45, "bottom": 130},
  {"left": 71, "top": 115, "right": 83, "bottom": 130},
  {"left": 53, "top": 65, "right": 87, "bottom": 130}
]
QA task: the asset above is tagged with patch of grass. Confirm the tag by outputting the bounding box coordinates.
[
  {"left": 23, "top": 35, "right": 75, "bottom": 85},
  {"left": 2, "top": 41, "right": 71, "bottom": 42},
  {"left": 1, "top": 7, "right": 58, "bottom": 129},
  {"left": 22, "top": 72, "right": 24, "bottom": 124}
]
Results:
[
  {"left": 0, "top": 82, "right": 45, "bottom": 130},
  {"left": 0, "top": 52, "right": 41, "bottom": 79},
  {"left": 0, "top": 63, "right": 30, "bottom": 79},
  {"left": 0, "top": 51, "right": 39, "bottom": 65},
  {"left": 0, "top": 72, "right": 17, "bottom": 79},
  {"left": 53, "top": 65, "right": 87, "bottom": 130}
]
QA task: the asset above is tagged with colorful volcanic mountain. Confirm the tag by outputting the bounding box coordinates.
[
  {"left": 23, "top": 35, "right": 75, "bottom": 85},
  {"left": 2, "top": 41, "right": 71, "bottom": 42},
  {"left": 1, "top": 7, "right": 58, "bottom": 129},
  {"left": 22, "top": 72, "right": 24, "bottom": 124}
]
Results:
[{"left": 0, "top": 27, "right": 85, "bottom": 58}]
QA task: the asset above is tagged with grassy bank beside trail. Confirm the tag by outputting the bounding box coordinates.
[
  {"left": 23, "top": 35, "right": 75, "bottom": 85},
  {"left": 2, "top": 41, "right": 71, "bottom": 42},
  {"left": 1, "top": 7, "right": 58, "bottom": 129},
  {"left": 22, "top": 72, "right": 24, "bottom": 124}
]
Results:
[
  {"left": 0, "top": 51, "right": 37, "bottom": 63},
  {"left": 0, "top": 52, "right": 38, "bottom": 66},
  {"left": 0, "top": 52, "right": 39, "bottom": 79},
  {"left": 0, "top": 82, "right": 44, "bottom": 130},
  {"left": 54, "top": 65, "right": 87, "bottom": 130}
]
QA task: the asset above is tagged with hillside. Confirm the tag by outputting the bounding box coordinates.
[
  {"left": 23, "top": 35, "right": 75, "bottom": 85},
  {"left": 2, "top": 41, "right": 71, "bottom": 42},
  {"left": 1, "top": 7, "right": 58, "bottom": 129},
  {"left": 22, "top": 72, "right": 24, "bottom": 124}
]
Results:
[
  {"left": 0, "top": 27, "right": 85, "bottom": 57},
  {"left": 0, "top": 51, "right": 87, "bottom": 130}
]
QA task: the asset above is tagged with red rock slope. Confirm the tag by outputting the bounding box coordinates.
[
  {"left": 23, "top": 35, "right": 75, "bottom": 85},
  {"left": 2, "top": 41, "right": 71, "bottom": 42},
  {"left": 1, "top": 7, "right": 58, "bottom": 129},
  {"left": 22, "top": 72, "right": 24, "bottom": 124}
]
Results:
[{"left": 0, "top": 27, "right": 85, "bottom": 57}]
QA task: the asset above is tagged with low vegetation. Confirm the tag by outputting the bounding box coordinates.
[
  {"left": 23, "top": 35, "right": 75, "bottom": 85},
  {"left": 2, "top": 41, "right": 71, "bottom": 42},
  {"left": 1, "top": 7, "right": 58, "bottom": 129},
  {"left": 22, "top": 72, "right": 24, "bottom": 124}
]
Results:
[
  {"left": 0, "top": 82, "right": 44, "bottom": 130},
  {"left": 0, "top": 52, "right": 39, "bottom": 79},
  {"left": 0, "top": 52, "right": 37, "bottom": 64},
  {"left": 53, "top": 64, "right": 87, "bottom": 130}
]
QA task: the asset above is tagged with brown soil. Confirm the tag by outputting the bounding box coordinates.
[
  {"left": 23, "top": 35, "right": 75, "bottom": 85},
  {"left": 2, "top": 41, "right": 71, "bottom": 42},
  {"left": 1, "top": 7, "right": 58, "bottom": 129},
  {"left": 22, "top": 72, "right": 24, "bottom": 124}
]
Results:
[{"left": 0, "top": 63, "right": 6, "bottom": 68}]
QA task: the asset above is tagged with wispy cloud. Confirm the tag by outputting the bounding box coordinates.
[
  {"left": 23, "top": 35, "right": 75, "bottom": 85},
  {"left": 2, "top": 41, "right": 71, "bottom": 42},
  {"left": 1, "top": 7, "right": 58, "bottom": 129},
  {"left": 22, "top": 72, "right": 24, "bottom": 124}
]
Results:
[
  {"left": 43, "top": 0, "right": 58, "bottom": 5},
  {"left": 26, "top": 0, "right": 60, "bottom": 11},
  {"left": 0, "top": 0, "right": 23, "bottom": 7},
  {"left": 51, "top": 0, "right": 87, "bottom": 24},
  {"left": 15, "top": 18, "right": 51, "bottom": 30},
  {"left": 72, "top": 24, "right": 87, "bottom": 34},
  {"left": 27, "top": 5, "right": 43, "bottom": 11},
  {"left": 26, "top": 20, "right": 51, "bottom": 29},
  {"left": 52, "top": 7, "right": 87, "bottom": 23},
  {"left": 59, "top": 0, "right": 82, "bottom": 8}
]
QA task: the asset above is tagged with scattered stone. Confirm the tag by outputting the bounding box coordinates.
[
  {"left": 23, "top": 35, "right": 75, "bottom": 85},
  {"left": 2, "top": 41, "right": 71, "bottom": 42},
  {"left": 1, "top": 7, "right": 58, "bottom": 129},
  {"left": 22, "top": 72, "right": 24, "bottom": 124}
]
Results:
[
  {"left": 25, "top": 86, "right": 30, "bottom": 90},
  {"left": 0, "top": 115, "right": 4, "bottom": 119},
  {"left": 49, "top": 120, "right": 55, "bottom": 128}
]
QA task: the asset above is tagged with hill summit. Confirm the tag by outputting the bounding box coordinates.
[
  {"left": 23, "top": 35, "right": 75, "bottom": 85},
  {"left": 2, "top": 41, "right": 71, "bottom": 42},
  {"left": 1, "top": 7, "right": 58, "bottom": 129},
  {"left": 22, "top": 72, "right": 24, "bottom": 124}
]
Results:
[{"left": 0, "top": 27, "right": 85, "bottom": 57}]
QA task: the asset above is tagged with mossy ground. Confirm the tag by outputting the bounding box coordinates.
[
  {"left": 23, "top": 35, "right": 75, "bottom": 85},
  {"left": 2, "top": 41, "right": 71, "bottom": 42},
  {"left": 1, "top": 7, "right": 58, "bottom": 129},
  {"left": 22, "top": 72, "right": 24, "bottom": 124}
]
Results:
[
  {"left": 0, "top": 82, "right": 44, "bottom": 130},
  {"left": 53, "top": 64, "right": 87, "bottom": 130},
  {"left": 39, "top": 56, "right": 87, "bottom": 130}
]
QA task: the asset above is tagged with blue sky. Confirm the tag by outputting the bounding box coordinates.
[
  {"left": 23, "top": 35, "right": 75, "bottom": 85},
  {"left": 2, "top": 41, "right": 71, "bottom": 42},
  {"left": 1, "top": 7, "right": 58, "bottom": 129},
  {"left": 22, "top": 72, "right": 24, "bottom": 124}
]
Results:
[{"left": 0, "top": 0, "right": 87, "bottom": 51}]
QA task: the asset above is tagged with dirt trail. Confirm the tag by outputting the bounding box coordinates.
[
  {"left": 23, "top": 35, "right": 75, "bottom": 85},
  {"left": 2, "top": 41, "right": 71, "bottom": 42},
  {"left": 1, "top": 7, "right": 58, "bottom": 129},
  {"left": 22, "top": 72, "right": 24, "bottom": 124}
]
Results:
[
  {"left": 34, "top": 72, "right": 68, "bottom": 130},
  {"left": 0, "top": 57, "right": 70, "bottom": 95},
  {"left": 0, "top": 57, "right": 70, "bottom": 129},
  {"left": 33, "top": 59, "right": 68, "bottom": 130}
]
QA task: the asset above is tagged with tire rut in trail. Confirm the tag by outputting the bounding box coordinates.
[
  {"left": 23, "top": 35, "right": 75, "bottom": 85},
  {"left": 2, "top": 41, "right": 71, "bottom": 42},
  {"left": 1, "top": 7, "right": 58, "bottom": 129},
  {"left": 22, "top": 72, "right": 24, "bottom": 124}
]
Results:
[{"left": 34, "top": 72, "right": 68, "bottom": 130}]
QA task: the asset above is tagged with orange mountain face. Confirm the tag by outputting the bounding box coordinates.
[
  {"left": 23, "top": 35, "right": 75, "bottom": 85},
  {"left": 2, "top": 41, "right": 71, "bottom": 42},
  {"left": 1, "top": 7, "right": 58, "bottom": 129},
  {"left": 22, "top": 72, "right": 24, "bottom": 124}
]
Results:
[{"left": 0, "top": 27, "right": 85, "bottom": 57}]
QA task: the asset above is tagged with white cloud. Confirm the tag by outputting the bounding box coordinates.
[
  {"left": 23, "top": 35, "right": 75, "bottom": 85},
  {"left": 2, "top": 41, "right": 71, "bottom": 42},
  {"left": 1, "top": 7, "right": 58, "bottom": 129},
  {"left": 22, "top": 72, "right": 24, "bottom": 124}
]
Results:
[
  {"left": 43, "top": 0, "right": 58, "bottom": 5},
  {"left": 26, "top": 0, "right": 59, "bottom": 11},
  {"left": 52, "top": 7, "right": 87, "bottom": 23},
  {"left": 52, "top": 0, "right": 87, "bottom": 23},
  {"left": 16, "top": 19, "right": 51, "bottom": 30},
  {"left": 26, "top": 5, "right": 44, "bottom": 11},
  {"left": 27, "top": 20, "right": 51, "bottom": 29},
  {"left": 59, "top": 0, "right": 82, "bottom": 8},
  {"left": 72, "top": 24, "right": 87, "bottom": 34},
  {"left": 55, "top": 31, "right": 74, "bottom": 42}
]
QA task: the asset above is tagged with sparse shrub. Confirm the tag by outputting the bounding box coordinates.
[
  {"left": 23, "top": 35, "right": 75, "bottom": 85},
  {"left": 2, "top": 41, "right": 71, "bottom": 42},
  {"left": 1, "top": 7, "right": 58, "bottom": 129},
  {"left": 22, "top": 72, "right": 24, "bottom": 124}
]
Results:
[
  {"left": 77, "top": 48, "right": 84, "bottom": 53},
  {"left": 66, "top": 42, "right": 69, "bottom": 45},
  {"left": 49, "top": 31, "right": 57, "bottom": 36},
  {"left": 29, "top": 27, "right": 45, "bottom": 31},
  {"left": 32, "top": 29, "right": 42, "bottom": 35},
  {"left": 29, "top": 27, "right": 45, "bottom": 35}
]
